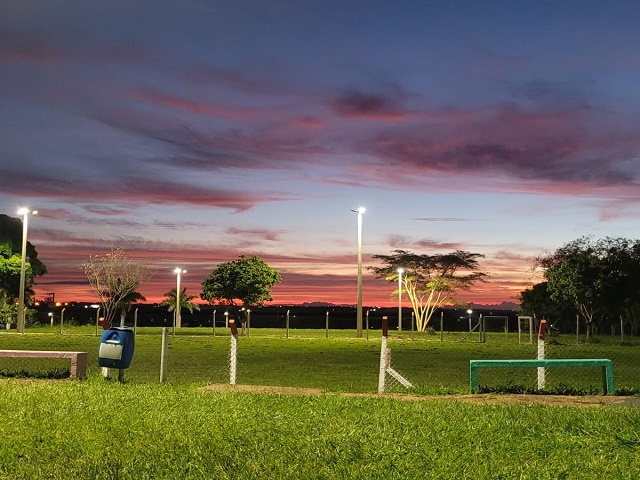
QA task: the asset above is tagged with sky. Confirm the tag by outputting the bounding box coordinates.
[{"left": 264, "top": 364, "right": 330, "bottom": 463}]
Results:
[{"left": 1, "top": 0, "right": 640, "bottom": 307}]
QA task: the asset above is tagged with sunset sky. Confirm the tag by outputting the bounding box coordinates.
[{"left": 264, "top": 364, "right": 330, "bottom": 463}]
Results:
[{"left": 2, "top": 1, "right": 640, "bottom": 307}]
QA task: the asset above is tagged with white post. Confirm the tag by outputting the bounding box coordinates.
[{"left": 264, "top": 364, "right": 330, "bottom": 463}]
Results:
[
  {"left": 537, "top": 319, "right": 547, "bottom": 390},
  {"left": 59, "top": 308, "right": 65, "bottom": 335},
  {"left": 378, "top": 316, "right": 389, "bottom": 393},
  {"left": 518, "top": 316, "right": 522, "bottom": 344},
  {"left": 397, "top": 268, "right": 404, "bottom": 332},
  {"left": 356, "top": 208, "right": 365, "bottom": 338},
  {"left": 366, "top": 309, "right": 369, "bottom": 340},
  {"left": 17, "top": 208, "right": 36, "bottom": 334},
  {"left": 160, "top": 327, "right": 169, "bottom": 383},
  {"left": 325, "top": 311, "right": 329, "bottom": 338},
  {"left": 229, "top": 319, "right": 238, "bottom": 385}
]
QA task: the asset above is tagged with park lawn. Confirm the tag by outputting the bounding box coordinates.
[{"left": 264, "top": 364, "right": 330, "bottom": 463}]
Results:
[
  {"left": 1, "top": 380, "right": 639, "bottom": 479},
  {"left": 1, "top": 328, "right": 640, "bottom": 394}
]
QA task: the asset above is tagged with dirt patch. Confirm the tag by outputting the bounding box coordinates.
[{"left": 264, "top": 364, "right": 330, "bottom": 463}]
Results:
[
  {"left": 202, "top": 384, "right": 324, "bottom": 395},
  {"left": 200, "top": 384, "right": 640, "bottom": 408}
]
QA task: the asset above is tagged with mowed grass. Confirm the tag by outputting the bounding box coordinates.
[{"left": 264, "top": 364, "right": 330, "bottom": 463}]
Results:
[
  {"left": 1, "top": 380, "right": 640, "bottom": 479},
  {"left": 1, "top": 328, "right": 640, "bottom": 478},
  {"left": 1, "top": 327, "right": 640, "bottom": 393}
]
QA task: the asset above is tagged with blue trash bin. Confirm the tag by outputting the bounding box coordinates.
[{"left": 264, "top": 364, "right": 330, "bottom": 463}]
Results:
[{"left": 98, "top": 327, "right": 135, "bottom": 369}]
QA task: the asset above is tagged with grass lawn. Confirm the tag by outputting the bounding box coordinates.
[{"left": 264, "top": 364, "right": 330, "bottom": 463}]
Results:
[
  {"left": 1, "top": 327, "right": 639, "bottom": 393},
  {"left": 1, "top": 328, "right": 639, "bottom": 478},
  {"left": 1, "top": 380, "right": 639, "bottom": 479}
]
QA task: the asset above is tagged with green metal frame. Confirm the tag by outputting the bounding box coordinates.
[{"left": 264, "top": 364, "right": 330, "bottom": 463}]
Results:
[{"left": 469, "top": 358, "right": 615, "bottom": 395}]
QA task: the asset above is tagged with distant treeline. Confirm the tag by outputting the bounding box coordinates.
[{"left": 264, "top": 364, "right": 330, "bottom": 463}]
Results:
[{"left": 34, "top": 303, "right": 527, "bottom": 332}]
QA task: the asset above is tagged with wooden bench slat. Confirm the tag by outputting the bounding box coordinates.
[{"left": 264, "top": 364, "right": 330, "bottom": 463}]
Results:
[{"left": 0, "top": 350, "right": 87, "bottom": 379}]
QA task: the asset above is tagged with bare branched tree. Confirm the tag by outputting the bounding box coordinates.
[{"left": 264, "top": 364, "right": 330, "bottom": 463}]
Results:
[
  {"left": 82, "top": 248, "right": 153, "bottom": 326},
  {"left": 369, "top": 249, "right": 487, "bottom": 332}
]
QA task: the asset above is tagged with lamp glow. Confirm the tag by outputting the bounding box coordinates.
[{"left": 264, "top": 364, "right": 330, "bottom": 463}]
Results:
[
  {"left": 397, "top": 268, "right": 404, "bottom": 331},
  {"left": 351, "top": 207, "right": 367, "bottom": 338},
  {"left": 16, "top": 207, "right": 37, "bottom": 334},
  {"left": 174, "top": 268, "right": 187, "bottom": 328}
]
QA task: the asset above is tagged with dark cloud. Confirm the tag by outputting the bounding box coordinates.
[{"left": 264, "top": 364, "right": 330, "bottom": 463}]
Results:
[
  {"left": 0, "top": 169, "right": 291, "bottom": 212},
  {"left": 225, "top": 227, "right": 285, "bottom": 242},
  {"left": 332, "top": 90, "right": 413, "bottom": 121},
  {"left": 369, "top": 103, "right": 640, "bottom": 187},
  {"left": 0, "top": 29, "right": 62, "bottom": 64},
  {"left": 413, "top": 217, "right": 474, "bottom": 222},
  {"left": 386, "top": 235, "right": 463, "bottom": 251}
]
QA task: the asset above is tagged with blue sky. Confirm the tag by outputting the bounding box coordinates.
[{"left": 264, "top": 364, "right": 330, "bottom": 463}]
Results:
[{"left": 1, "top": 0, "right": 640, "bottom": 305}]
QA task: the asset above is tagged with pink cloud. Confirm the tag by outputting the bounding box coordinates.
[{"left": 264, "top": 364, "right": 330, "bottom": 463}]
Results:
[{"left": 132, "top": 87, "right": 267, "bottom": 122}]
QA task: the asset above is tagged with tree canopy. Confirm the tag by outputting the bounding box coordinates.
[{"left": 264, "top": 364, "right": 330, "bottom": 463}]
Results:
[
  {"left": 162, "top": 288, "right": 200, "bottom": 314},
  {"left": 200, "top": 255, "right": 281, "bottom": 307},
  {"left": 0, "top": 214, "right": 47, "bottom": 305},
  {"left": 535, "top": 236, "right": 640, "bottom": 336},
  {"left": 369, "top": 249, "right": 487, "bottom": 331}
]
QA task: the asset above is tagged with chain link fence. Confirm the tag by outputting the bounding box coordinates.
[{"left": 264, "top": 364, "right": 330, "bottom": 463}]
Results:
[{"left": 2, "top": 304, "right": 639, "bottom": 395}]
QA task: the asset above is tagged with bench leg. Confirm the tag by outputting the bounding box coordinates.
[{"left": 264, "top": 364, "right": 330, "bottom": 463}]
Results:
[
  {"left": 71, "top": 353, "right": 88, "bottom": 380},
  {"left": 602, "top": 365, "right": 615, "bottom": 395},
  {"left": 470, "top": 364, "right": 478, "bottom": 393}
]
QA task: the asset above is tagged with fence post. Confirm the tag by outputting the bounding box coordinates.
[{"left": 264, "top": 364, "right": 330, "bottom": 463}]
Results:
[
  {"left": 229, "top": 319, "right": 238, "bottom": 385},
  {"left": 621, "top": 315, "right": 624, "bottom": 343},
  {"left": 160, "top": 327, "right": 169, "bottom": 383},
  {"left": 576, "top": 314, "right": 579, "bottom": 345},
  {"left": 366, "top": 309, "right": 370, "bottom": 340},
  {"left": 537, "top": 320, "right": 547, "bottom": 390},
  {"left": 411, "top": 312, "right": 414, "bottom": 340},
  {"left": 325, "top": 311, "right": 329, "bottom": 338},
  {"left": 286, "top": 309, "right": 290, "bottom": 338},
  {"left": 134, "top": 308, "right": 138, "bottom": 336},
  {"left": 378, "top": 316, "right": 389, "bottom": 393},
  {"left": 59, "top": 308, "right": 65, "bottom": 335},
  {"left": 440, "top": 311, "right": 443, "bottom": 342}
]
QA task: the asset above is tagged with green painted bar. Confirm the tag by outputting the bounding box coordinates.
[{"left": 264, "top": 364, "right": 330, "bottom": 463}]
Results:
[{"left": 469, "top": 359, "right": 614, "bottom": 395}]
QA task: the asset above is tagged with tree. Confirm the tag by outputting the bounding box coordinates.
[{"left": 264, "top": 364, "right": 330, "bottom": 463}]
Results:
[
  {"left": 0, "top": 214, "right": 47, "bottom": 303},
  {"left": 200, "top": 256, "right": 281, "bottom": 307},
  {"left": 161, "top": 287, "right": 201, "bottom": 315},
  {"left": 519, "top": 282, "right": 575, "bottom": 325},
  {"left": 369, "top": 249, "right": 487, "bottom": 332},
  {"left": 0, "top": 289, "right": 17, "bottom": 327},
  {"left": 116, "top": 291, "right": 146, "bottom": 327},
  {"left": 82, "top": 248, "right": 153, "bottom": 326},
  {"left": 536, "top": 236, "right": 640, "bottom": 338}
]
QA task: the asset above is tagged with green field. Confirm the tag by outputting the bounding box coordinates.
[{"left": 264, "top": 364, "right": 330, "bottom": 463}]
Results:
[
  {"left": 2, "top": 327, "right": 640, "bottom": 393},
  {"left": 1, "top": 328, "right": 640, "bottom": 478}
]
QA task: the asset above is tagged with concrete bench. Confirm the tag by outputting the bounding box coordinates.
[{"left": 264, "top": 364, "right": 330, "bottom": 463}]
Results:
[
  {"left": 0, "top": 350, "right": 88, "bottom": 379},
  {"left": 470, "top": 358, "right": 614, "bottom": 395}
]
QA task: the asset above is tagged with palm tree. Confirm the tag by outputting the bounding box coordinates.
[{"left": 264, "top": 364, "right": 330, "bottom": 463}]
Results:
[
  {"left": 161, "top": 288, "right": 201, "bottom": 316},
  {"left": 116, "top": 291, "right": 146, "bottom": 327}
]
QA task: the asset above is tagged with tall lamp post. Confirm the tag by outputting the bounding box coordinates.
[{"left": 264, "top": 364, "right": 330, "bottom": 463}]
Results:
[
  {"left": 351, "top": 207, "right": 366, "bottom": 338},
  {"left": 397, "top": 267, "right": 404, "bottom": 332},
  {"left": 17, "top": 207, "right": 37, "bottom": 334},
  {"left": 174, "top": 268, "right": 186, "bottom": 328}
]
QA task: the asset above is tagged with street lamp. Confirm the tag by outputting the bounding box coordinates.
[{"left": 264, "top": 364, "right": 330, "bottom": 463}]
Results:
[
  {"left": 17, "top": 207, "right": 37, "bottom": 334},
  {"left": 174, "top": 268, "right": 186, "bottom": 328},
  {"left": 397, "top": 267, "right": 404, "bottom": 332},
  {"left": 351, "top": 207, "right": 366, "bottom": 338},
  {"left": 467, "top": 308, "right": 473, "bottom": 332}
]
